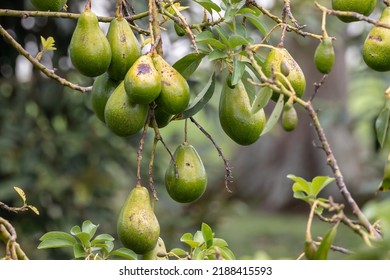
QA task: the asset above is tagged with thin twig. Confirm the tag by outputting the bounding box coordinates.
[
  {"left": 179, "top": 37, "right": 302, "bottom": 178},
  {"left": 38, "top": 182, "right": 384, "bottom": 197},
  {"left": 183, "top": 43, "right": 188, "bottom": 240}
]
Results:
[
  {"left": 310, "top": 74, "right": 328, "bottom": 101},
  {"left": 0, "top": 25, "right": 91, "bottom": 93},
  {"left": 190, "top": 117, "right": 233, "bottom": 192},
  {"left": 136, "top": 110, "right": 151, "bottom": 186}
]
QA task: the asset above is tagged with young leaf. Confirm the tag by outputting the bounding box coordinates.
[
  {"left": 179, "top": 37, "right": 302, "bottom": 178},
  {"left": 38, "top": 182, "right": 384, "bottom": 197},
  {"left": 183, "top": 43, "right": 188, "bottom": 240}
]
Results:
[
  {"left": 201, "top": 223, "right": 214, "bottom": 249},
  {"left": 41, "top": 36, "right": 57, "bottom": 51},
  {"left": 27, "top": 205, "right": 40, "bottom": 215},
  {"left": 287, "top": 174, "right": 311, "bottom": 194},
  {"left": 261, "top": 93, "right": 284, "bottom": 136},
  {"left": 70, "top": 225, "right": 81, "bottom": 235},
  {"left": 180, "top": 233, "right": 199, "bottom": 248},
  {"left": 110, "top": 248, "right": 137, "bottom": 260},
  {"left": 231, "top": 58, "right": 245, "bottom": 86},
  {"left": 13, "top": 186, "right": 26, "bottom": 203},
  {"left": 192, "top": 247, "right": 206, "bottom": 260},
  {"left": 173, "top": 53, "right": 206, "bottom": 79},
  {"left": 82, "top": 220, "right": 98, "bottom": 238},
  {"left": 213, "top": 238, "right": 228, "bottom": 247},
  {"left": 315, "top": 223, "right": 339, "bottom": 260},
  {"left": 375, "top": 106, "right": 390, "bottom": 148},
  {"left": 177, "top": 73, "right": 216, "bottom": 119},
  {"left": 251, "top": 87, "right": 273, "bottom": 114},
  {"left": 311, "top": 176, "right": 335, "bottom": 197},
  {"left": 193, "top": 230, "right": 205, "bottom": 244}
]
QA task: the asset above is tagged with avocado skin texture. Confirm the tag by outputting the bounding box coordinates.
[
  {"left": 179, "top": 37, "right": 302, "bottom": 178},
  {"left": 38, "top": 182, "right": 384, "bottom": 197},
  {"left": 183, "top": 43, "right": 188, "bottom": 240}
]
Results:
[
  {"left": 152, "top": 54, "right": 190, "bottom": 115},
  {"left": 332, "top": 0, "right": 377, "bottom": 23},
  {"left": 219, "top": 80, "right": 266, "bottom": 146},
  {"left": 263, "top": 47, "right": 306, "bottom": 101},
  {"left": 107, "top": 17, "right": 141, "bottom": 81},
  {"left": 69, "top": 10, "right": 112, "bottom": 77},
  {"left": 363, "top": 7, "right": 390, "bottom": 72},
  {"left": 31, "top": 0, "right": 67, "bottom": 11},
  {"left": 124, "top": 54, "right": 162, "bottom": 104},
  {"left": 91, "top": 73, "right": 120, "bottom": 123},
  {"left": 314, "top": 38, "right": 335, "bottom": 74},
  {"left": 165, "top": 143, "right": 207, "bottom": 203},
  {"left": 117, "top": 186, "right": 160, "bottom": 254},
  {"left": 104, "top": 82, "right": 148, "bottom": 137}
]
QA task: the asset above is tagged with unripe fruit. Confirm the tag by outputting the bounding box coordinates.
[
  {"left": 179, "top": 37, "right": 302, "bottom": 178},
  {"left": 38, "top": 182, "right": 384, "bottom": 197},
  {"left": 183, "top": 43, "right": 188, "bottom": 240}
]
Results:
[
  {"left": 31, "top": 0, "right": 67, "bottom": 11},
  {"left": 332, "top": 0, "right": 377, "bottom": 23},
  {"left": 282, "top": 103, "right": 298, "bottom": 132},
  {"left": 314, "top": 38, "right": 335, "bottom": 74}
]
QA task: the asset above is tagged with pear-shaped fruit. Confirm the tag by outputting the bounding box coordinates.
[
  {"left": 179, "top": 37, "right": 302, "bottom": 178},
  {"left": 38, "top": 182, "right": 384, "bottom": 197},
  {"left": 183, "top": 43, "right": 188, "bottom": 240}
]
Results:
[
  {"left": 124, "top": 54, "right": 162, "bottom": 104},
  {"left": 219, "top": 79, "right": 266, "bottom": 145},
  {"left": 104, "top": 82, "right": 149, "bottom": 137},
  {"left": 142, "top": 237, "right": 168, "bottom": 260},
  {"left": 332, "top": 0, "right": 377, "bottom": 23},
  {"left": 165, "top": 143, "right": 207, "bottom": 203},
  {"left": 117, "top": 185, "right": 160, "bottom": 254},
  {"left": 70, "top": 9, "right": 112, "bottom": 77},
  {"left": 263, "top": 47, "right": 306, "bottom": 100},
  {"left": 106, "top": 17, "right": 141, "bottom": 81},
  {"left": 363, "top": 7, "right": 390, "bottom": 72},
  {"left": 152, "top": 54, "right": 190, "bottom": 115},
  {"left": 31, "top": 0, "right": 67, "bottom": 11},
  {"left": 282, "top": 103, "right": 298, "bottom": 132},
  {"left": 91, "top": 73, "right": 120, "bottom": 123},
  {"left": 314, "top": 38, "right": 335, "bottom": 74}
]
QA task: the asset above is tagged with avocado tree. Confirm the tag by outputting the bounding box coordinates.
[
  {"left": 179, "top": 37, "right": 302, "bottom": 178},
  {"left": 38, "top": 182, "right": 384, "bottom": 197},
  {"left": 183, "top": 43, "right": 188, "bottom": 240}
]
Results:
[{"left": 1, "top": 0, "right": 390, "bottom": 260}]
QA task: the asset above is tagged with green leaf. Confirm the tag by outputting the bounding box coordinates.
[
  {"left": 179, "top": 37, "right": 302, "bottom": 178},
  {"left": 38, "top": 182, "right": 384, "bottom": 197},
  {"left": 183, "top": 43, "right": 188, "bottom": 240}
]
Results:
[
  {"left": 242, "top": 13, "right": 268, "bottom": 36},
  {"left": 214, "top": 26, "right": 230, "bottom": 46},
  {"left": 193, "top": 230, "right": 205, "bottom": 244},
  {"left": 201, "top": 223, "right": 214, "bottom": 248},
  {"left": 261, "top": 93, "right": 284, "bottom": 136},
  {"left": 172, "top": 53, "right": 205, "bottom": 79},
  {"left": 82, "top": 220, "right": 98, "bottom": 238},
  {"left": 73, "top": 243, "right": 88, "bottom": 259},
  {"left": 375, "top": 106, "right": 390, "bottom": 148},
  {"left": 177, "top": 73, "right": 215, "bottom": 119},
  {"left": 228, "top": 35, "right": 249, "bottom": 49},
  {"left": 231, "top": 58, "right": 245, "bottom": 86},
  {"left": 41, "top": 36, "right": 57, "bottom": 51},
  {"left": 13, "top": 186, "right": 26, "bottom": 203},
  {"left": 180, "top": 233, "right": 199, "bottom": 248},
  {"left": 92, "top": 241, "right": 114, "bottom": 255},
  {"left": 378, "top": 153, "right": 390, "bottom": 192},
  {"left": 37, "top": 238, "right": 76, "bottom": 249},
  {"left": 70, "top": 225, "right": 81, "bottom": 235},
  {"left": 39, "top": 231, "right": 77, "bottom": 244},
  {"left": 219, "top": 246, "right": 236, "bottom": 260},
  {"left": 192, "top": 247, "right": 206, "bottom": 260},
  {"left": 311, "top": 176, "right": 335, "bottom": 197},
  {"left": 208, "top": 49, "right": 227, "bottom": 61},
  {"left": 287, "top": 174, "right": 311, "bottom": 193},
  {"left": 169, "top": 248, "right": 188, "bottom": 257},
  {"left": 315, "top": 223, "right": 339, "bottom": 260},
  {"left": 251, "top": 87, "right": 272, "bottom": 114},
  {"left": 110, "top": 248, "right": 137, "bottom": 260},
  {"left": 195, "top": 0, "right": 221, "bottom": 14},
  {"left": 75, "top": 232, "right": 91, "bottom": 247},
  {"left": 196, "top": 31, "right": 226, "bottom": 50},
  {"left": 213, "top": 238, "right": 228, "bottom": 247},
  {"left": 92, "top": 234, "right": 115, "bottom": 244}
]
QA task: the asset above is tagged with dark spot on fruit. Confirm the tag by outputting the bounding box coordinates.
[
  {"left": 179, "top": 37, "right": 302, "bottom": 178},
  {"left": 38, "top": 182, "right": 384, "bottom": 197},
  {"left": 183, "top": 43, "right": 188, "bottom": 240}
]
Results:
[
  {"left": 137, "top": 64, "right": 151, "bottom": 75},
  {"left": 369, "top": 35, "right": 382, "bottom": 42},
  {"left": 120, "top": 35, "right": 126, "bottom": 43}
]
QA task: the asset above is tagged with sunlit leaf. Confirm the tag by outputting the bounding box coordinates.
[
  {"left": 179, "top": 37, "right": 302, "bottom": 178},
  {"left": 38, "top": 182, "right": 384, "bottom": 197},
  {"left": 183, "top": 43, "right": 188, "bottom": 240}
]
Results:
[
  {"left": 70, "top": 225, "right": 81, "bottom": 235},
  {"left": 27, "top": 204, "right": 40, "bottom": 215},
  {"left": 180, "top": 233, "right": 199, "bottom": 248},
  {"left": 311, "top": 176, "right": 335, "bottom": 197},
  {"left": 213, "top": 238, "right": 228, "bottom": 248},
  {"left": 41, "top": 36, "right": 57, "bottom": 51},
  {"left": 82, "top": 220, "right": 98, "bottom": 238},
  {"left": 13, "top": 186, "right": 26, "bottom": 203},
  {"left": 219, "top": 246, "right": 236, "bottom": 260},
  {"left": 169, "top": 248, "right": 188, "bottom": 257},
  {"left": 201, "top": 223, "right": 214, "bottom": 248}
]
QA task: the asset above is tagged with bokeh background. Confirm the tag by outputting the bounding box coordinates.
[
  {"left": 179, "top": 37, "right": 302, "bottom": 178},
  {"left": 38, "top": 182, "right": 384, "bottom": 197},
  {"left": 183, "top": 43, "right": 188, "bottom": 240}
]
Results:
[{"left": 1, "top": 0, "right": 390, "bottom": 259}]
